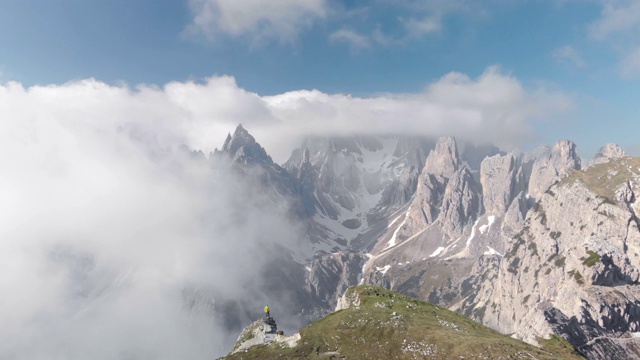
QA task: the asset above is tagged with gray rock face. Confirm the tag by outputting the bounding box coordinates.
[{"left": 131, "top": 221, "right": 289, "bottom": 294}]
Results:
[
  {"left": 335, "top": 286, "right": 362, "bottom": 311},
  {"left": 398, "top": 174, "right": 445, "bottom": 239},
  {"left": 397, "top": 137, "right": 461, "bottom": 239},
  {"left": 423, "top": 136, "right": 460, "bottom": 181},
  {"left": 588, "top": 143, "right": 628, "bottom": 167},
  {"left": 480, "top": 153, "right": 524, "bottom": 216},
  {"left": 231, "top": 317, "right": 278, "bottom": 353},
  {"left": 528, "top": 139, "right": 581, "bottom": 201},
  {"left": 305, "top": 251, "right": 368, "bottom": 311},
  {"left": 500, "top": 191, "right": 528, "bottom": 239},
  {"left": 439, "top": 167, "right": 482, "bottom": 239},
  {"left": 465, "top": 157, "right": 640, "bottom": 359}
]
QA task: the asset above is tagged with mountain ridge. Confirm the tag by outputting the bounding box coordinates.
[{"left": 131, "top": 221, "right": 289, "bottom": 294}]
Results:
[
  {"left": 206, "top": 125, "right": 639, "bottom": 359},
  {"left": 220, "top": 286, "right": 584, "bottom": 359}
]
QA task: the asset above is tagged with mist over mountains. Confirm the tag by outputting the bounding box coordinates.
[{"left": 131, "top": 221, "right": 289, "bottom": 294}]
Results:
[
  {"left": 2, "top": 93, "right": 639, "bottom": 359},
  {"left": 5, "top": 2, "right": 640, "bottom": 359}
]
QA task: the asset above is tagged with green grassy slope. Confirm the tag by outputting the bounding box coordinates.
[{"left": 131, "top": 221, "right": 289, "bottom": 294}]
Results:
[
  {"left": 560, "top": 157, "right": 640, "bottom": 202},
  {"left": 222, "top": 286, "right": 583, "bottom": 359}
]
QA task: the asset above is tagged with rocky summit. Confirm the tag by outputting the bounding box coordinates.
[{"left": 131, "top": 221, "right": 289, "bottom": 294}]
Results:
[
  {"left": 220, "top": 286, "right": 583, "bottom": 359},
  {"left": 200, "top": 125, "right": 640, "bottom": 359}
]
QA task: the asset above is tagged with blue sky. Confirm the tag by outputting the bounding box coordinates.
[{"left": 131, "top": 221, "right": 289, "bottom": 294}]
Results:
[{"left": 1, "top": 0, "right": 639, "bottom": 159}]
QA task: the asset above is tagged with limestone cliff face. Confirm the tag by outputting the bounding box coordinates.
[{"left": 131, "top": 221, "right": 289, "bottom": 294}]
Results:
[
  {"left": 439, "top": 167, "right": 483, "bottom": 239},
  {"left": 423, "top": 136, "right": 459, "bottom": 180},
  {"left": 528, "top": 140, "right": 581, "bottom": 202},
  {"left": 466, "top": 157, "right": 640, "bottom": 359},
  {"left": 304, "top": 251, "right": 368, "bottom": 312},
  {"left": 480, "top": 152, "right": 525, "bottom": 216},
  {"left": 397, "top": 137, "right": 461, "bottom": 239},
  {"left": 501, "top": 191, "right": 528, "bottom": 239}
]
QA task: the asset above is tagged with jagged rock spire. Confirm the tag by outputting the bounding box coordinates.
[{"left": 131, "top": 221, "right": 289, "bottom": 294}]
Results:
[
  {"left": 214, "top": 124, "right": 274, "bottom": 165},
  {"left": 423, "top": 136, "right": 460, "bottom": 180},
  {"left": 481, "top": 152, "right": 524, "bottom": 215},
  {"left": 527, "top": 139, "right": 581, "bottom": 201}
]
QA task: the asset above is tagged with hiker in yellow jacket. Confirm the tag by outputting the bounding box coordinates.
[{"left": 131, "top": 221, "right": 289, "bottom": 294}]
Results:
[{"left": 264, "top": 305, "right": 270, "bottom": 318}]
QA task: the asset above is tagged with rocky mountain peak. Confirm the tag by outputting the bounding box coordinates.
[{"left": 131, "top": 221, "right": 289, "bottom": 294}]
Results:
[
  {"left": 439, "top": 167, "right": 483, "bottom": 239},
  {"left": 588, "top": 143, "right": 628, "bottom": 167},
  {"left": 215, "top": 124, "right": 274, "bottom": 165},
  {"left": 480, "top": 152, "right": 524, "bottom": 215},
  {"left": 424, "top": 136, "right": 460, "bottom": 180},
  {"left": 527, "top": 139, "right": 581, "bottom": 201},
  {"left": 553, "top": 139, "right": 581, "bottom": 169},
  {"left": 230, "top": 316, "right": 290, "bottom": 354}
]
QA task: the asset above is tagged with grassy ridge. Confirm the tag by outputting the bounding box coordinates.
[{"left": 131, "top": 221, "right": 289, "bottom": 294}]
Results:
[
  {"left": 561, "top": 157, "right": 640, "bottom": 202},
  {"left": 222, "top": 286, "right": 583, "bottom": 359}
]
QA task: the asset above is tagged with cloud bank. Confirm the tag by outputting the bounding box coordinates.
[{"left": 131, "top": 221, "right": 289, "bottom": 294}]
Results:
[
  {"left": 185, "top": 0, "right": 328, "bottom": 43},
  {"left": 0, "top": 80, "right": 306, "bottom": 358},
  {"left": 2, "top": 67, "right": 569, "bottom": 162},
  {"left": 0, "top": 67, "right": 569, "bottom": 358}
]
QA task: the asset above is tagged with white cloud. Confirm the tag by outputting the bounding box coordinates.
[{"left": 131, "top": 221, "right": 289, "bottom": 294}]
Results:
[
  {"left": 329, "top": 28, "right": 372, "bottom": 51},
  {"left": 263, "top": 67, "right": 572, "bottom": 158},
  {"left": 0, "top": 78, "right": 304, "bottom": 359},
  {"left": 588, "top": 1, "right": 640, "bottom": 79},
  {"left": 552, "top": 45, "right": 586, "bottom": 68},
  {"left": 185, "top": 0, "right": 328, "bottom": 43},
  {"left": 325, "top": 0, "right": 474, "bottom": 51},
  {"left": 589, "top": 1, "right": 640, "bottom": 40},
  {"left": 620, "top": 47, "right": 640, "bottom": 78},
  {"left": 402, "top": 16, "right": 442, "bottom": 38}
]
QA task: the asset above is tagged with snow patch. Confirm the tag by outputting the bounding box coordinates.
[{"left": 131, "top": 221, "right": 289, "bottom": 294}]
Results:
[
  {"left": 388, "top": 213, "right": 404, "bottom": 228},
  {"left": 386, "top": 210, "right": 410, "bottom": 249},
  {"left": 430, "top": 246, "right": 445, "bottom": 258},
  {"left": 479, "top": 215, "right": 496, "bottom": 234},
  {"left": 376, "top": 265, "right": 392, "bottom": 275},
  {"left": 465, "top": 218, "right": 482, "bottom": 248},
  {"left": 483, "top": 246, "right": 503, "bottom": 257},
  {"left": 632, "top": 332, "right": 640, "bottom": 338}
]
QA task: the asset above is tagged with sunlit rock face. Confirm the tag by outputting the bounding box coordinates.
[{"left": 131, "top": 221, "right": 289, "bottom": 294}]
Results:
[{"left": 464, "top": 157, "right": 640, "bottom": 359}]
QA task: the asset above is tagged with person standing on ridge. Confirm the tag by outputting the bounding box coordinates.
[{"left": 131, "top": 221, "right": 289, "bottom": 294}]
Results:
[{"left": 264, "top": 305, "right": 270, "bottom": 318}]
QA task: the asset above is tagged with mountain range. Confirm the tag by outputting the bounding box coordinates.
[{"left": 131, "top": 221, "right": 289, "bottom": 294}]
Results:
[{"left": 208, "top": 124, "right": 640, "bottom": 359}]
